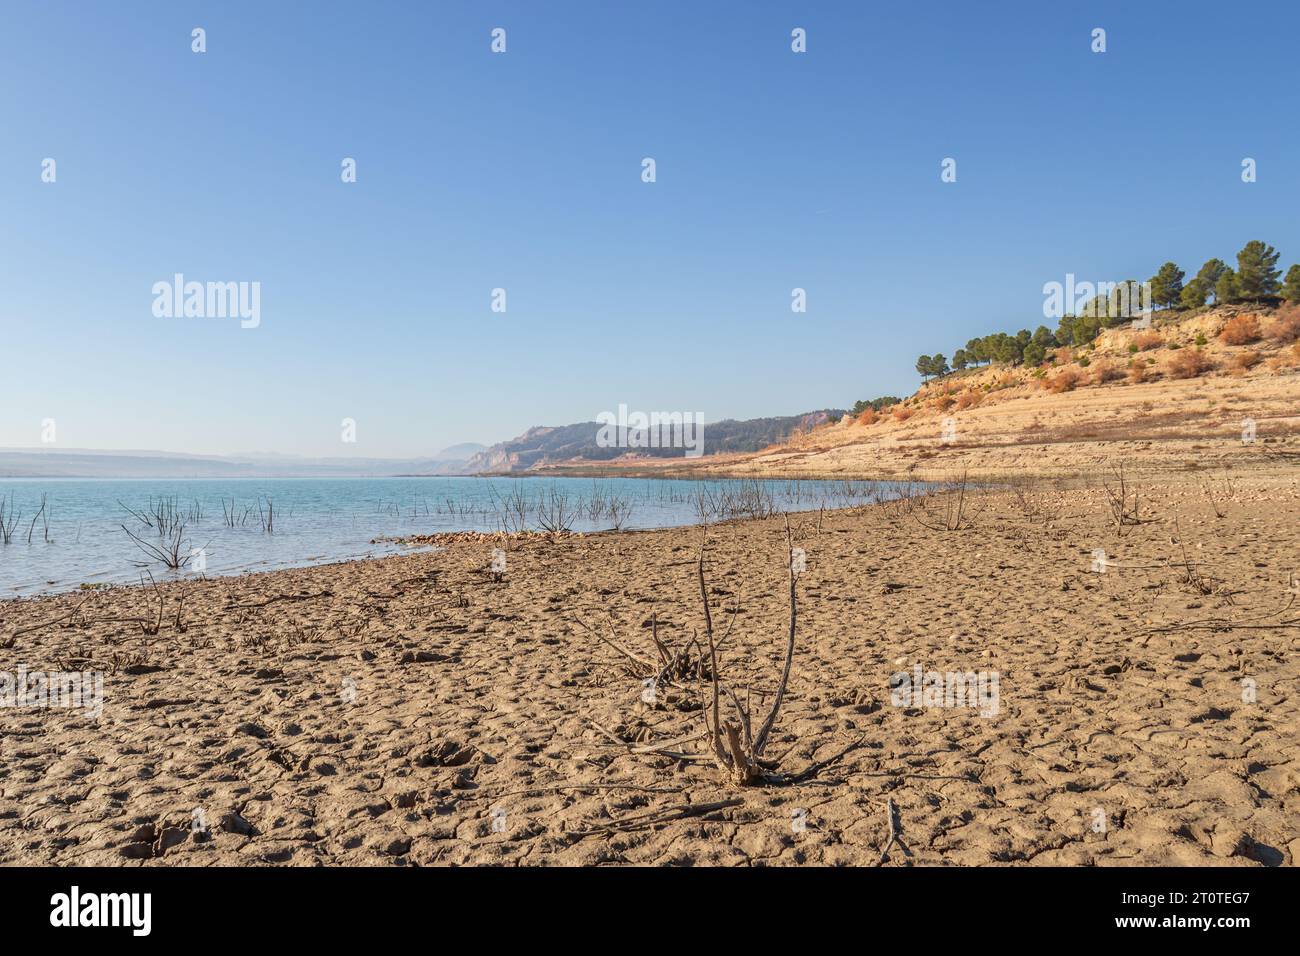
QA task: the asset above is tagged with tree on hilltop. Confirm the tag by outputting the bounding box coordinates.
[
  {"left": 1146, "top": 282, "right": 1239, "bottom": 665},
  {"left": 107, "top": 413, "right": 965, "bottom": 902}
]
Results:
[
  {"left": 1283, "top": 264, "right": 1300, "bottom": 303},
  {"left": 1149, "top": 262, "right": 1185, "bottom": 310},
  {"left": 1215, "top": 268, "right": 1240, "bottom": 305},
  {"left": 1196, "top": 258, "right": 1229, "bottom": 302},
  {"left": 1235, "top": 240, "right": 1281, "bottom": 299}
]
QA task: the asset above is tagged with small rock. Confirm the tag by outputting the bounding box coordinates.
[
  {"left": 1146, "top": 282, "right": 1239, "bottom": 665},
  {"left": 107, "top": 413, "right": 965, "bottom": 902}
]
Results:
[
  {"left": 1210, "top": 826, "right": 1250, "bottom": 858},
  {"left": 219, "top": 812, "right": 256, "bottom": 836},
  {"left": 383, "top": 837, "right": 412, "bottom": 856},
  {"left": 157, "top": 827, "right": 188, "bottom": 852}
]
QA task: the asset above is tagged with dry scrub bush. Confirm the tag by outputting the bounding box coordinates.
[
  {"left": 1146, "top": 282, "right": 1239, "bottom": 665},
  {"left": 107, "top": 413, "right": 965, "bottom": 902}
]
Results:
[
  {"left": 891, "top": 405, "right": 914, "bottom": 422},
  {"left": 1091, "top": 362, "right": 1123, "bottom": 384},
  {"left": 1128, "top": 362, "right": 1149, "bottom": 384},
  {"left": 1230, "top": 350, "right": 1262, "bottom": 375},
  {"left": 856, "top": 407, "right": 878, "bottom": 426},
  {"left": 1167, "top": 348, "right": 1214, "bottom": 379},
  {"left": 955, "top": 390, "right": 982, "bottom": 411},
  {"left": 934, "top": 394, "right": 955, "bottom": 412},
  {"left": 1270, "top": 342, "right": 1300, "bottom": 371},
  {"left": 1266, "top": 306, "right": 1300, "bottom": 344},
  {"left": 1047, "top": 368, "right": 1080, "bottom": 393},
  {"left": 1220, "top": 314, "right": 1262, "bottom": 346},
  {"left": 1134, "top": 330, "right": 1164, "bottom": 351}
]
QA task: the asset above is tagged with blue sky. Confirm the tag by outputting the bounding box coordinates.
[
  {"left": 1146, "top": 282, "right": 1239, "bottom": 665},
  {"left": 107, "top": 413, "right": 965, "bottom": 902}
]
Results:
[{"left": 2, "top": 0, "right": 1296, "bottom": 457}]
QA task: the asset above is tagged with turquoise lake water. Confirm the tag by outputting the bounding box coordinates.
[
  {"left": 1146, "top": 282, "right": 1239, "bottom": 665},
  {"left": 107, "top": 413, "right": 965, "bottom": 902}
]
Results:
[{"left": 0, "top": 476, "right": 913, "bottom": 597}]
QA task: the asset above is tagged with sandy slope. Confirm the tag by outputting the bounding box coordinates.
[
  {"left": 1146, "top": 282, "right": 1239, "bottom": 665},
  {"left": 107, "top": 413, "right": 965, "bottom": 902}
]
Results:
[
  {"left": 2, "top": 469, "right": 1297, "bottom": 866},
  {"left": 536, "top": 306, "right": 1300, "bottom": 482}
]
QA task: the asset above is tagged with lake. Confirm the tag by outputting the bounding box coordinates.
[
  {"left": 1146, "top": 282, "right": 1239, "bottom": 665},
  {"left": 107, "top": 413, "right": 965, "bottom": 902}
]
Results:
[{"left": 0, "top": 476, "right": 914, "bottom": 597}]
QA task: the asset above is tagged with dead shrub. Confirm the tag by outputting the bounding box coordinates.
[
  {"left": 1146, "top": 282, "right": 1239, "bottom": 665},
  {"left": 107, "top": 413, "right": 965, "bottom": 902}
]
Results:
[
  {"left": 934, "top": 394, "right": 955, "bottom": 412},
  {"left": 1133, "top": 331, "right": 1164, "bottom": 351},
  {"left": 1229, "top": 350, "right": 1262, "bottom": 375},
  {"left": 1266, "top": 306, "right": 1300, "bottom": 344},
  {"left": 891, "top": 406, "right": 914, "bottom": 422},
  {"left": 1127, "top": 362, "right": 1149, "bottom": 384},
  {"left": 1167, "top": 348, "right": 1214, "bottom": 379},
  {"left": 955, "top": 390, "right": 982, "bottom": 411},
  {"left": 1046, "top": 368, "right": 1080, "bottom": 393},
  {"left": 1220, "top": 314, "right": 1262, "bottom": 345},
  {"left": 856, "top": 407, "right": 878, "bottom": 426},
  {"left": 1090, "top": 361, "right": 1123, "bottom": 385}
]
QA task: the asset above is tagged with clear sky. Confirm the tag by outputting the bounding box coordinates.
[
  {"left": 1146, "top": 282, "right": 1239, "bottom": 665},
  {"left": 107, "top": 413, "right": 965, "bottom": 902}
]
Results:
[{"left": 2, "top": 0, "right": 1296, "bottom": 458}]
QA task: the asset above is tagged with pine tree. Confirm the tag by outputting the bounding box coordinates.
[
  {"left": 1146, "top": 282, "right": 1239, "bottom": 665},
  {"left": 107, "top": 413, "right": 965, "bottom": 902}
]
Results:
[
  {"left": 1283, "top": 264, "right": 1300, "bottom": 303},
  {"left": 1180, "top": 279, "right": 1208, "bottom": 309},
  {"left": 1215, "top": 269, "right": 1239, "bottom": 305},
  {"left": 1196, "top": 258, "right": 1229, "bottom": 301},
  {"left": 1235, "top": 240, "right": 1281, "bottom": 299},
  {"left": 1149, "top": 262, "right": 1185, "bottom": 309}
]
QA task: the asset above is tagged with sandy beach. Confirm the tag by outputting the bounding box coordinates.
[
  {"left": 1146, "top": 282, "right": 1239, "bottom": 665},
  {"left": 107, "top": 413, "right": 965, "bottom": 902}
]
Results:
[{"left": 3, "top": 464, "right": 1296, "bottom": 866}]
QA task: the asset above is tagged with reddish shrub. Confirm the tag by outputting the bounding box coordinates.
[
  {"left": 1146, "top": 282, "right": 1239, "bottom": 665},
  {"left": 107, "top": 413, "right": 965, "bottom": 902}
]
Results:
[
  {"left": 1090, "top": 362, "right": 1123, "bottom": 384},
  {"left": 1046, "top": 368, "right": 1080, "bottom": 393},
  {"left": 1230, "top": 350, "right": 1262, "bottom": 373},
  {"left": 1266, "top": 306, "right": 1300, "bottom": 344},
  {"left": 1167, "top": 348, "right": 1214, "bottom": 379},
  {"left": 1220, "top": 314, "right": 1262, "bottom": 345}
]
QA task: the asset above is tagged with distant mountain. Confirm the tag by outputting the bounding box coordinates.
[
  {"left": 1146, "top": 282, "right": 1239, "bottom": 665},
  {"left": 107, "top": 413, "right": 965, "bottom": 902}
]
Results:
[
  {"left": 463, "top": 411, "right": 844, "bottom": 473},
  {"left": 0, "top": 444, "right": 487, "bottom": 479}
]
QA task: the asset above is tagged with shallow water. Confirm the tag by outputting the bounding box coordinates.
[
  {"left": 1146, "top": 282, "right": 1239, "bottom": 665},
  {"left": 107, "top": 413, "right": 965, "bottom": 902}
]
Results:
[{"left": 0, "top": 476, "right": 913, "bottom": 598}]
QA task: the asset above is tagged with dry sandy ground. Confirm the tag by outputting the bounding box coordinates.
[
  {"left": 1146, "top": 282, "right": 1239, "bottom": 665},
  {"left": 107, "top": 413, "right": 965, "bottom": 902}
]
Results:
[{"left": 1, "top": 468, "right": 1297, "bottom": 866}]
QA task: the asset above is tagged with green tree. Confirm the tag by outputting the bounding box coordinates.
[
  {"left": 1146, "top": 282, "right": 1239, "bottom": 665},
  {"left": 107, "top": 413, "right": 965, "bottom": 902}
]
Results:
[
  {"left": 1236, "top": 240, "right": 1282, "bottom": 299},
  {"left": 952, "top": 348, "right": 969, "bottom": 370},
  {"left": 852, "top": 395, "right": 903, "bottom": 416},
  {"left": 1215, "top": 269, "right": 1239, "bottom": 305},
  {"left": 1196, "top": 258, "right": 1229, "bottom": 301},
  {"left": 1149, "top": 262, "right": 1185, "bottom": 309},
  {"left": 1056, "top": 314, "right": 1076, "bottom": 346},
  {"left": 1283, "top": 264, "right": 1300, "bottom": 303},
  {"left": 1070, "top": 313, "right": 1103, "bottom": 346},
  {"left": 929, "top": 353, "right": 950, "bottom": 377},
  {"left": 915, "top": 355, "right": 933, "bottom": 382},
  {"left": 1032, "top": 325, "right": 1057, "bottom": 349},
  {"left": 1179, "top": 279, "right": 1208, "bottom": 309}
]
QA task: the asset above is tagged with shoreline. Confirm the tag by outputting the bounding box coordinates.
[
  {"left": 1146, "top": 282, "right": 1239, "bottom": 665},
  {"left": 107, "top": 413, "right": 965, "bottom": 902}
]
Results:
[
  {"left": 3, "top": 469, "right": 1297, "bottom": 865},
  {"left": 0, "top": 476, "right": 924, "bottom": 602}
]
